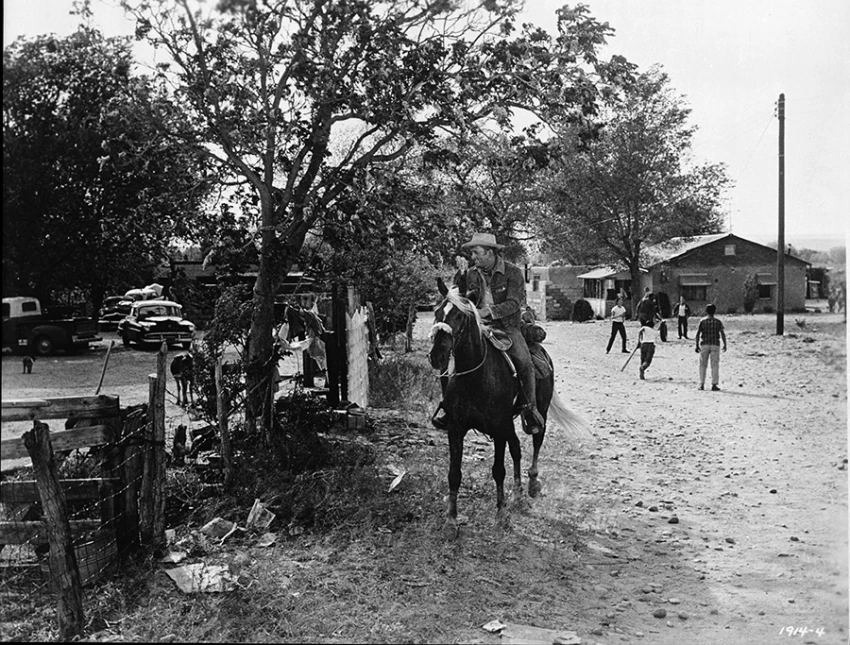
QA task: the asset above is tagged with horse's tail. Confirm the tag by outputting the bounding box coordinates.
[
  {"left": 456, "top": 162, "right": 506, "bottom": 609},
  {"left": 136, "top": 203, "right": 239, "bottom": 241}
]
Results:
[{"left": 548, "top": 389, "right": 592, "bottom": 446}]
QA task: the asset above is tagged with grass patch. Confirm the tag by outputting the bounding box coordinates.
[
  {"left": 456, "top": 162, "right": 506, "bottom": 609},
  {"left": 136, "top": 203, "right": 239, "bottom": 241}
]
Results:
[{"left": 368, "top": 346, "right": 441, "bottom": 414}]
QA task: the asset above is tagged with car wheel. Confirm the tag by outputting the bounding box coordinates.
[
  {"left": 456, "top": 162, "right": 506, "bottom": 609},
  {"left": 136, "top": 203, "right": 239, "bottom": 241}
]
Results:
[
  {"left": 122, "top": 330, "right": 131, "bottom": 347},
  {"left": 33, "top": 335, "right": 54, "bottom": 356}
]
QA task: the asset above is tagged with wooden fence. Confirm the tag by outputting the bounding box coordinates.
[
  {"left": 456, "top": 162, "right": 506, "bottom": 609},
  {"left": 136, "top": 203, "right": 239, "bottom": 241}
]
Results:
[{"left": 0, "top": 372, "right": 168, "bottom": 639}]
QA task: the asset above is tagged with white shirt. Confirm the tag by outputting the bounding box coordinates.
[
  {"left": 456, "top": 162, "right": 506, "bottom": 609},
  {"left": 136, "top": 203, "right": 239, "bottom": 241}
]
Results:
[
  {"left": 610, "top": 305, "right": 626, "bottom": 323},
  {"left": 638, "top": 325, "right": 657, "bottom": 344}
]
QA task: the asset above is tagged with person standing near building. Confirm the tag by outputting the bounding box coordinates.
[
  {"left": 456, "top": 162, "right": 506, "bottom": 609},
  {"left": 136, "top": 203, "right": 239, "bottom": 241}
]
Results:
[
  {"left": 674, "top": 296, "right": 691, "bottom": 339},
  {"left": 606, "top": 297, "right": 629, "bottom": 354},
  {"left": 637, "top": 319, "right": 657, "bottom": 380},
  {"left": 695, "top": 303, "right": 727, "bottom": 391}
]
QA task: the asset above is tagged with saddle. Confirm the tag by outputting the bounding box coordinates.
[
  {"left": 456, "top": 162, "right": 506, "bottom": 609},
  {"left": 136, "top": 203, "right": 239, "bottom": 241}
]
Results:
[{"left": 483, "top": 326, "right": 512, "bottom": 352}]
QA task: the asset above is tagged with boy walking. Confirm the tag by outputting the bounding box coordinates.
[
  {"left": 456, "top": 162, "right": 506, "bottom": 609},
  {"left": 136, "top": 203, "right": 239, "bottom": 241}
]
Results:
[
  {"left": 637, "top": 319, "right": 657, "bottom": 380},
  {"left": 695, "top": 303, "right": 727, "bottom": 391}
]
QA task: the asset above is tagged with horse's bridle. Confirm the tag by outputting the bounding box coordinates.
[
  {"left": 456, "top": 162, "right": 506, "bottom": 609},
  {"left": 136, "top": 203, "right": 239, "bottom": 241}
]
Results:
[{"left": 429, "top": 305, "right": 488, "bottom": 379}]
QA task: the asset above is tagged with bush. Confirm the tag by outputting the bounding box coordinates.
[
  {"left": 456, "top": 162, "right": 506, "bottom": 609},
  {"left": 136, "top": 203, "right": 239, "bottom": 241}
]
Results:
[
  {"left": 763, "top": 305, "right": 775, "bottom": 314},
  {"left": 571, "top": 299, "right": 594, "bottom": 323},
  {"left": 368, "top": 351, "right": 440, "bottom": 413},
  {"left": 742, "top": 274, "right": 758, "bottom": 314},
  {"left": 270, "top": 387, "right": 337, "bottom": 473},
  {"left": 727, "top": 306, "right": 738, "bottom": 314}
]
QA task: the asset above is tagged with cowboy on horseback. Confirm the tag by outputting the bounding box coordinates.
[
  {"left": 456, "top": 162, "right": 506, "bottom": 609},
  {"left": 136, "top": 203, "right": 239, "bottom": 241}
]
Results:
[{"left": 432, "top": 232, "right": 545, "bottom": 435}]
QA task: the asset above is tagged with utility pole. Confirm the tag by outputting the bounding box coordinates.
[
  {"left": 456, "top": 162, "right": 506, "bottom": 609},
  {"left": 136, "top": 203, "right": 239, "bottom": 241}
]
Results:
[{"left": 776, "top": 93, "right": 785, "bottom": 335}]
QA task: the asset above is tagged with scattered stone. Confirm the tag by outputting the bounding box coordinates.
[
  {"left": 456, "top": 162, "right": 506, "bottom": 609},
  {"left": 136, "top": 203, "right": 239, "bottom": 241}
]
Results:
[
  {"left": 710, "top": 608, "right": 719, "bottom": 615},
  {"left": 591, "top": 627, "right": 604, "bottom": 636},
  {"left": 789, "top": 599, "right": 795, "bottom": 604},
  {"left": 725, "top": 537, "right": 735, "bottom": 544},
  {"left": 636, "top": 501, "right": 644, "bottom": 507},
  {"left": 678, "top": 612, "right": 688, "bottom": 620},
  {"left": 649, "top": 506, "right": 659, "bottom": 512},
  {"left": 790, "top": 536, "right": 800, "bottom": 542},
  {"left": 668, "top": 598, "right": 681, "bottom": 605},
  {"left": 668, "top": 516, "right": 679, "bottom": 524},
  {"left": 770, "top": 489, "right": 777, "bottom": 494},
  {"left": 653, "top": 608, "right": 667, "bottom": 618}
]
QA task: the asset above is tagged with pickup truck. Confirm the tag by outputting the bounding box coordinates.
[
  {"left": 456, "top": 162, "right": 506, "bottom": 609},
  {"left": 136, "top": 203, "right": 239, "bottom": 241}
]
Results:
[{"left": 2, "top": 296, "right": 102, "bottom": 356}]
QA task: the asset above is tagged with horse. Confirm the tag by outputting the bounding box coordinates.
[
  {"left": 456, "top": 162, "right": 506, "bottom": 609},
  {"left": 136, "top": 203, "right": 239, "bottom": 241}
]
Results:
[
  {"left": 428, "top": 281, "right": 588, "bottom": 526},
  {"left": 170, "top": 353, "right": 195, "bottom": 406}
]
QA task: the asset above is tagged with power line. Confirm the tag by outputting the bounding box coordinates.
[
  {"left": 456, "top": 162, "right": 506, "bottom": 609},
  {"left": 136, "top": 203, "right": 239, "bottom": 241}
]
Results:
[{"left": 739, "top": 109, "right": 775, "bottom": 176}]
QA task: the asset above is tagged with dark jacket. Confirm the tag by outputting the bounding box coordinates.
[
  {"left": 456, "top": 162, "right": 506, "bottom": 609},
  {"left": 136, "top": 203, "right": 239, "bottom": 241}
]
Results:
[{"left": 464, "top": 257, "right": 526, "bottom": 329}]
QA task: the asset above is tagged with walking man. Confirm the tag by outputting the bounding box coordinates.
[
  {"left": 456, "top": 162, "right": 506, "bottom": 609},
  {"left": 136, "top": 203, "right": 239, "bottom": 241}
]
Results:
[
  {"left": 695, "top": 303, "right": 727, "bottom": 391},
  {"left": 606, "top": 297, "right": 629, "bottom": 354},
  {"left": 674, "top": 296, "right": 691, "bottom": 339}
]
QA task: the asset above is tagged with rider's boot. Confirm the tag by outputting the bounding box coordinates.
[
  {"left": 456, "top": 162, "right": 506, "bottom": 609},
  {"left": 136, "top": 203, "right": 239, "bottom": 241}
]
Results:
[{"left": 521, "top": 404, "right": 545, "bottom": 435}]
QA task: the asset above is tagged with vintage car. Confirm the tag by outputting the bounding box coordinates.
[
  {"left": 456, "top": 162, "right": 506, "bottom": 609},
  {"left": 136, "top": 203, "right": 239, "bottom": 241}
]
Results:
[
  {"left": 98, "top": 295, "right": 133, "bottom": 331},
  {"left": 117, "top": 299, "right": 195, "bottom": 349}
]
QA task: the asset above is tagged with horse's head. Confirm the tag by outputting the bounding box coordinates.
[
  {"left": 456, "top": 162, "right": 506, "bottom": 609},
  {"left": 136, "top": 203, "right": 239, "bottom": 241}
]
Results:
[{"left": 428, "top": 284, "right": 485, "bottom": 371}]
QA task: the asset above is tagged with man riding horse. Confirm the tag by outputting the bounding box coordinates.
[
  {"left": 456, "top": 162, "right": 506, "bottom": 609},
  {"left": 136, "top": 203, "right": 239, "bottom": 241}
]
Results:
[{"left": 432, "top": 232, "right": 545, "bottom": 435}]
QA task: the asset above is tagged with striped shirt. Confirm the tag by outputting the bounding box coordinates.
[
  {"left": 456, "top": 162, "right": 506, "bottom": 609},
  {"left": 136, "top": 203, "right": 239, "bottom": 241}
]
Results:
[{"left": 697, "top": 317, "right": 725, "bottom": 346}]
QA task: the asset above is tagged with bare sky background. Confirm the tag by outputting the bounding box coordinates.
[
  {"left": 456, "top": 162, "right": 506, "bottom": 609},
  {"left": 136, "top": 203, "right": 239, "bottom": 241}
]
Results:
[{"left": 5, "top": 0, "right": 849, "bottom": 250}]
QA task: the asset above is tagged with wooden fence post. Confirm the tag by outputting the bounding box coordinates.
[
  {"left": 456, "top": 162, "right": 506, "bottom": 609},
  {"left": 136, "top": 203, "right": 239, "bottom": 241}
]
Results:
[
  {"left": 216, "top": 357, "right": 233, "bottom": 488},
  {"left": 115, "top": 406, "right": 146, "bottom": 553},
  {"left": 23, "top": 420, "right": 84, "bottom": 641},
  {"left": 140, "top": 344, "right": 167, "bottom": 550}
]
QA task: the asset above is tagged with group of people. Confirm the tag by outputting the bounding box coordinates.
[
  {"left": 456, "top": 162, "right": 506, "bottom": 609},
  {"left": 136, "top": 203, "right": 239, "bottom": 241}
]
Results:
[
  {"left": 607, "top": 290, "right": 727, "bottom": 389},
  {"left": 431, "top": 231, "right": 732, "bottom": 433}
]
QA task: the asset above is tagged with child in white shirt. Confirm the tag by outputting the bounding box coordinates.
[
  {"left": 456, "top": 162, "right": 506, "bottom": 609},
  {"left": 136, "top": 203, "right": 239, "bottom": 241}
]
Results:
[{"left": 637, "top": 320, "right": 657, "bottom": 380}]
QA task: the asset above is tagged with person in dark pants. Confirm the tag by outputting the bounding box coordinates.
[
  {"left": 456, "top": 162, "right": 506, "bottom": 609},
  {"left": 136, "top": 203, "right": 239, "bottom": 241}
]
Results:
[
  {"left": 606, "top": 297, "right": 629, "bottom": 353},
  {"left": 674, "top": 296, "right": 691, "bottom": 339},
  {"left": 637, "top": 319, "right": 657, "bottom": 380},
  {"left": 637, "top": 292, "right": 660, "bottom": 326}
]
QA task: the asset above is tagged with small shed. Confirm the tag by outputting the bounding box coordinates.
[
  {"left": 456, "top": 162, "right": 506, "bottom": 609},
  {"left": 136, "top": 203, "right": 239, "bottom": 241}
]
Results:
[{"left": 576, "top": 266, "right": 639, "bottom": 319}]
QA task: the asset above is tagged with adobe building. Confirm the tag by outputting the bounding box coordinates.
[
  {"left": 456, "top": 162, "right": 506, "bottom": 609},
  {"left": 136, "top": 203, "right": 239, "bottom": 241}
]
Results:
[{"left": 643, "top": 233, "right": 810, "bottom": 315}]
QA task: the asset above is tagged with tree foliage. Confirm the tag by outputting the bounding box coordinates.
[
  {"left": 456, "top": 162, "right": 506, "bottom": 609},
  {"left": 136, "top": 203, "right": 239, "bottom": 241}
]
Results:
[
  {"left": 2, "top": 27, "right": 213, "bottom": 311},
  {"left": 536, "top": 66, "right": 731, "bottom": 311},
  {"left": 119, "top": 0, "right": 634, "bottom": 435}
]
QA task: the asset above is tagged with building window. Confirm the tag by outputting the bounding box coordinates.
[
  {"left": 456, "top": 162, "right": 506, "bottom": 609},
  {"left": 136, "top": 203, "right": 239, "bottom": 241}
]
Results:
[
  {"left": 681, "top": 285, "right": 707, "bottom": 301},
  {"left": 532, "top": 275, "right": 540, "bottom": 292},
  {"left": 758, "top": 284, "right": 772, "bottom": 299},
  {"left": 724, "top": 244, "right": 736, "bottom": 255}
]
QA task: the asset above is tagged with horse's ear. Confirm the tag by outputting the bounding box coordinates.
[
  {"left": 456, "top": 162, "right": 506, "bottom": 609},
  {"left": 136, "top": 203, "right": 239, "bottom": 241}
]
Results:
[{"left": 437, "top": 277, "right": 448, "bottom": 297}]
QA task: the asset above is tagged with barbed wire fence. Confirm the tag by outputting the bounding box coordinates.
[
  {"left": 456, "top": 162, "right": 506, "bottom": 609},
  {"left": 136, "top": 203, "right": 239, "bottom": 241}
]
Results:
[{"left": 1, "top": 289, "right": 368, "bottom": 639}]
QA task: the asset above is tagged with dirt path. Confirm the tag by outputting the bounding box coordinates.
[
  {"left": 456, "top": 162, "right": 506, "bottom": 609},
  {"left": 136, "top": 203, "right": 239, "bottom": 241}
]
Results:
[
  {"left": 450, "top": 312, "right": 848, "bottom": 645},
  {"left": 1, "top": 313, "right": 846, "bottom": 644}
]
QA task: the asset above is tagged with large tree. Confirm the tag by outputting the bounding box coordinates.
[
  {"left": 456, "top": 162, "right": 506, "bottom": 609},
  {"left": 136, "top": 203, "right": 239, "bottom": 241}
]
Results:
[
  {"left": 120, "top": 0, "right": 632, "bottom": 435},
  {"left": 537, "top": 66, "right": 731, "bottom": 311},
  {"left": 2, "top": 27, "right": 213, "bottom": 312}
]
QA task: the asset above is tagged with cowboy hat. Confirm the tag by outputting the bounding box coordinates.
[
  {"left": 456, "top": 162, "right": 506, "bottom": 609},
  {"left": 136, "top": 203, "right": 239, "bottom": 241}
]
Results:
[{"left": 461, "top": 232, "right": 504, "bottom": 250}]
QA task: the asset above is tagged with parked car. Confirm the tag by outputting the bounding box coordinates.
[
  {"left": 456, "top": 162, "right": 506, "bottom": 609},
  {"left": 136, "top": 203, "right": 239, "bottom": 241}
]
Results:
[
  {"left": 98, "top": 295, "right": 133, "bottom": 331},
  {"left": 117, "top": 300, "right": 195, "bottom": 349}
]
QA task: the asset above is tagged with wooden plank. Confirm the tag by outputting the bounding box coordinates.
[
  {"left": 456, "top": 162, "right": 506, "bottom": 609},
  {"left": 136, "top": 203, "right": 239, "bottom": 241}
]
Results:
[
  {"left": 1, "top": 395, "right": 120, "bottom": 422},
  {"left": 0, "top": 520, "right": 102, "bottom": 545},
  {"left": 0, "top": 425, "right": 113, "bottom": 461},
  {"left": 1, "top": 478, "right": 119, "bottom": 504}
]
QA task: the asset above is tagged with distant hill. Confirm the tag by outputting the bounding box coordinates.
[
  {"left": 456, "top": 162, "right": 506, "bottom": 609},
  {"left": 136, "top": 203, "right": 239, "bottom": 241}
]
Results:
[{"left": 747, "top": 233, "right": 846, "bottom": 253}]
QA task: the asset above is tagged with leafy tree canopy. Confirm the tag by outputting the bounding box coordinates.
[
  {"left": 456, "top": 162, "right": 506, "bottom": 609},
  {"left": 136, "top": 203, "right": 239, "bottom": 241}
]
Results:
[
  {"left": 3, "top": 25, "right": 214, "bottom": 310},
  {"left": 536, "top": 66, "right": 731, "bottom": 308}
]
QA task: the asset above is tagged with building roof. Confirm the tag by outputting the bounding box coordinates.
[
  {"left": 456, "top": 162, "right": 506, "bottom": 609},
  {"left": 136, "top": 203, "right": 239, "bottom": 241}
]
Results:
[
  {"left": 577, "top": 266, "right": 637, "bottom": 280},
  {"left": 642, "top": 233, "right": 729, "bottom": 265},
  {"left": 643, "top": 232, "right": 810, "bottom": 267}
]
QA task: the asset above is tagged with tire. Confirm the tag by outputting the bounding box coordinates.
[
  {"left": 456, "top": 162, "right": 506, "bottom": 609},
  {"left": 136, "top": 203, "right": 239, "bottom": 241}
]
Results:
[
  {"left": 33, "top": 335, "right": 54, "bottom": 356},
  {"left": 122, "top": 330, "right": 131, "bottom": 347}
]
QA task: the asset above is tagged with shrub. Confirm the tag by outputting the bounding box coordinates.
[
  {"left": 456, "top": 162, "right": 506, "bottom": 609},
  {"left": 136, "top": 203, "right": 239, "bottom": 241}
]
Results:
[
  {"left": 368, "top": 351, "right": 440, "bottom": 413},
  {"left": 571, "top": 299, "right": 594, "bottom": 322},
  {"left": 727, "top": 306, "right": 738, "bottom": 314},
  {"left": 763, "top": 305, "right": 775, "bottom": 314},
  {"left": 742, "top": 274, "right": 758, "bottom": 313},
  {"left": 270, "top": 387, "right": 337, "bottom": 473}
]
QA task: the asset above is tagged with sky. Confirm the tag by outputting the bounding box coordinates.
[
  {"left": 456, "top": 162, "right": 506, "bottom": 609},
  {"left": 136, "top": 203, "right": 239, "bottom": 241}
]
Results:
[{"left": 4, "top": 0, "right": 849, "bottom": 251}]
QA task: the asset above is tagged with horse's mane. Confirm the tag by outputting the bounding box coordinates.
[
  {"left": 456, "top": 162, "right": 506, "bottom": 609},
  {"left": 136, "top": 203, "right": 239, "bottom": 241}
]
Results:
[{"left": 445, "top": 286, "right": 488, "bottom": 336}]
